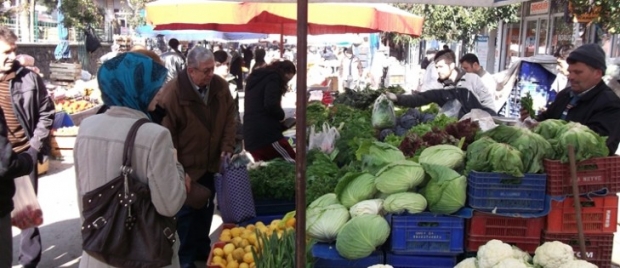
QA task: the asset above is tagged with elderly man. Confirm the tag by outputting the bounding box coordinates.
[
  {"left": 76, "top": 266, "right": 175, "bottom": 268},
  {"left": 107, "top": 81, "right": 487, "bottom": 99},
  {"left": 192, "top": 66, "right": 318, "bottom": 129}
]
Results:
[
  {"left": 459, "top": 53, "right": 498, "bottom": 95},
  {"left": 520, "top": 44, "right": 620, "bottom": 154},
  {"left": 158, "top": 46, "right": 236, "bottom": 268}
]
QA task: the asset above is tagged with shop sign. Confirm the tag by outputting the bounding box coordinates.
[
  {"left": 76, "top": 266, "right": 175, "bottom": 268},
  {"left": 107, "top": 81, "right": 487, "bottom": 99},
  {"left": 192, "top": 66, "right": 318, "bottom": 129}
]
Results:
[
  {"left": 530, "top": 0, "right": 550, "bottom": 15},
  {"left": 568, "top": 3, "right": 601, "bottom": 23}
]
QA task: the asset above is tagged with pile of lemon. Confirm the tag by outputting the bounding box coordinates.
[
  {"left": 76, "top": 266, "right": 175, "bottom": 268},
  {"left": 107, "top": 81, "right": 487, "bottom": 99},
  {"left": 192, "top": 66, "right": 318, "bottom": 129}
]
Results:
[{"left": 210, "top": 217, "right": 296, "bottom": 268}]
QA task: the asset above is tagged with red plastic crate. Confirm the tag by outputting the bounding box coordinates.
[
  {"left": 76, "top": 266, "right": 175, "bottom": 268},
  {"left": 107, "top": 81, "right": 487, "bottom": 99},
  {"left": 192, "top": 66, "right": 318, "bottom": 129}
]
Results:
[
  {"left": 466, "top": 235, "right": 539, "bottom": 253},
  {"left": 542, "top": 231, "right": 614, "bottom": 268},
  {"left": 544, "top": 156, "right": 620, "bottom": 196},
  {"left": 207, "top": 242, "right": 226, "bottom": 268},
  {"left": 546, "top": 195, "right": 618, "bottom": 234},
  {"left": 467, "top": 212, "right": 545, "bottom": 238}
]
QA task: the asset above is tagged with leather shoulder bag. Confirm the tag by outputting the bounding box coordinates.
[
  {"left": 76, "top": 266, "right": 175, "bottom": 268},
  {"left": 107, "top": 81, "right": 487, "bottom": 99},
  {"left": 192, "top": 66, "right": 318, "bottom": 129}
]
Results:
[{"left": 81, "top": 118, "right": 177, "bottom": 268}]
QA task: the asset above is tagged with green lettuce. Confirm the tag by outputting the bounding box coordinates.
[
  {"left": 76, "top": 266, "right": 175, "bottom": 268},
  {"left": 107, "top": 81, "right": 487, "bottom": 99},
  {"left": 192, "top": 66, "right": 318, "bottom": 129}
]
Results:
[
  {"left": 420, "top": 163, "right": 466, "bottom": 215},
  {"left": 465, "top": 137, "right": 497, "bottom": 174},
  {"left": 552, "top": 122, "right": 609, "bottom": 163},
  {"left": 488, "top": 143, "right": 525, "bottom": 177}
]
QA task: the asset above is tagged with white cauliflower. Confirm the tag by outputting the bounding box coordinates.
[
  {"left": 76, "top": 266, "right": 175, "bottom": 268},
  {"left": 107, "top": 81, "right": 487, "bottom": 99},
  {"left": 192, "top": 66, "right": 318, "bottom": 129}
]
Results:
[
  {"left": 558, "top": 260, "right": 598, "bottom": 268},
  {"left": 512, "top": 246, "right": 532, "bottom": 263},
  {"left": 493, "top": 258, "right": 529, "bottom": 268},
  {"left": 455, "top": 257, "right": 478, "bottom": 268},
  {"left": 533, "top": 241, "right": 575, "bottom": 268},
  {"left": 477, "top": 240, "right": 514, "bottom": 268}
]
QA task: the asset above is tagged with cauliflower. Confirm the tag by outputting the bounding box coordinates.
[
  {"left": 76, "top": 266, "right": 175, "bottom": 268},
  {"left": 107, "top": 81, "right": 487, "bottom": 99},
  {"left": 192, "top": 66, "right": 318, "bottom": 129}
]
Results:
[
  {"left": 367, "top": 265, "right": 393, "bottom": 268},
  {"left": 455, "top": 257, "right": 478, "bottom": 268},
  {"left": 477, "top": 240, "right": 514, "bottom": 268},
  {"left": 558, "top": 260, "right": 598, "bottom": 268},
  {"left": 533, "top": 241, "right": 575, "bottom": 268},
  {"left": 493, "top": 258, "right": 528, "bottom": 268},
  {"left": 512, "top": 246, "right": 532, "bottom": 263}
]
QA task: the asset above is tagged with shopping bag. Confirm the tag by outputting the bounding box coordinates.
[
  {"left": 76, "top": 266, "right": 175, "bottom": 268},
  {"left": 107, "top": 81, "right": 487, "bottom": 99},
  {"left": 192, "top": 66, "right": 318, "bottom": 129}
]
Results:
[
  {"left": 215, "top": 154, "right": 256, "bottom": 223},
  {"left": 11, "top": 175, "right": 43, "bottom": 229}
]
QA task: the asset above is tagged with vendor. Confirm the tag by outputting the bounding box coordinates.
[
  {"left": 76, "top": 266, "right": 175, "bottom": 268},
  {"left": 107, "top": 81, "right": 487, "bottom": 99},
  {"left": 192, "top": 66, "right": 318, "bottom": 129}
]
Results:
[
  {"left": 520, "top": 44, "right": 620, "bottom": 154},
  {"left": 385, "top": 87, "right": 497, "bottom": 119}
]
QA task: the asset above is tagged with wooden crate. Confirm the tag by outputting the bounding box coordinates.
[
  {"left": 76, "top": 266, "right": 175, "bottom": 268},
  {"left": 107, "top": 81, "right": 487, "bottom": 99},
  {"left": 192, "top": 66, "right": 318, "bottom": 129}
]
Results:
[{"left": 49, "top": 63, "right": 81, "bottom": 81}]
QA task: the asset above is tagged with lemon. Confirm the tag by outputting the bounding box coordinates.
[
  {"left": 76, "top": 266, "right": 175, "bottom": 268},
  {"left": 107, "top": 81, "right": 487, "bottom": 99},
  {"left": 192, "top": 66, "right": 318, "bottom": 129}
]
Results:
[
  {"left": 232, "top": 237, "right": 243, "bottom": 247},
  {"left": 230, "top": 227, "right": 242, "bottom": 238},
  {"left": 255, "top": 221, "right": 265, "bottom": 228},
  {"left": 212, "top": 255, "right": 223, "bottom": 265},
  {"left": 223, "top": 243, "right": 235, "bottom": 256},
  {"left": 246, "top": 224, "right": 255, "bottom": 231},
  {"left": 239, "top": 263, "right": 249, "bottom": 268},
  {"left": 248, "top": 234, "right": 257, "bottom": 246},
  {"left": 222, "top": 229, "right": 231, "bottom": 236},
  {"left": 226, "top": 260, "right": 239, "bottom": 268},
  {"left": 244, "top": 245, "right": 253, "bottom": 253},
  {"left": 240, "top": 239, "right": 250, "bottom": 248},
  {"left": 227, "top": 253, "right": 234, "bottom": 264},
  {"left": 213, "top": 247, "right": 225, "bottom": 257},
  {"left": 219, "top": 234, "right": 232, "bottom": 242},
  {"left": 233, "top": 248, "right": 245, "bottom": 262},
  {"left": 243, "top": 252, "right": 254, "bottom": 264}
]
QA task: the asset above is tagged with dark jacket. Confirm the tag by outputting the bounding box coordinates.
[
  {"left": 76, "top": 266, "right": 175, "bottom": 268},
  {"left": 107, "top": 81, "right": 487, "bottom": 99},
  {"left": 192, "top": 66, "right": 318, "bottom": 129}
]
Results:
[
  {"left": 0, "top": 107, "right": 35, "bottom": 217},
  {"left": 395, "top": 87, "right": 497, "bottom": 118},
  {"left": 9, "top": 64, "right": 56, "bottom": 160},
  {"left": 161, "top": 50, "right": 186, "bottom": 82},
  {"left": 158, "top": 70, "right": 236, "bottom": 180},
  {"left": 243, "top": 68, "right": 286, "bottom": 151},
  {"left": 537, "top": 81, "right": 620, "bottom": 154}
]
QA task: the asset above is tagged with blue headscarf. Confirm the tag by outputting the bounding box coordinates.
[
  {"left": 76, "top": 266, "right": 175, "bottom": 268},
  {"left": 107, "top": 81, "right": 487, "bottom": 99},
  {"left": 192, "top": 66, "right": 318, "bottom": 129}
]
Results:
[{"left": 97, "top": 52, "right": 168, "bottom": 116}]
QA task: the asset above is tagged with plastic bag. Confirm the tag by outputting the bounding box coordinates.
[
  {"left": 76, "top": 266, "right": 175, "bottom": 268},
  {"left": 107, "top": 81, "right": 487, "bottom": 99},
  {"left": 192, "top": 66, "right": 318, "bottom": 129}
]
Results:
[
  {"left": 11, "top": 175, "right": 43, "bottom": 229},
  {"left": 308, "top": 123, "right": 340, "bottom": 154},
  {"left": 372, "top": 94, "right": 396, "bottom": 129},
  {"left": 439, "top": 99, "right": 462, "bottom": 118},
  {"left": 460, "top": 109, "right": 497, "bottom": 132}
]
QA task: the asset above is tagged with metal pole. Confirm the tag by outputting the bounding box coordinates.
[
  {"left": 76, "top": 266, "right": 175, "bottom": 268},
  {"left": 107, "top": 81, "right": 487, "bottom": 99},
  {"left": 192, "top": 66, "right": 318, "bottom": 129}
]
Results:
[{"left": 294, "top": 0, "right": 308, "bottom": 267}]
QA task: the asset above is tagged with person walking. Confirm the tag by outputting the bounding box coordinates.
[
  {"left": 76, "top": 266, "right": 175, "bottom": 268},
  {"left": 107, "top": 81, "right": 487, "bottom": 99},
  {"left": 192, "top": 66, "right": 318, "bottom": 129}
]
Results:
[
  {"left": 0, "top": 26, "right": 55, "bottom": 268},
  {"left": 161, "top": 38, "right": 187, "bottom": 83},
  {"left": 157, "top": 46, "right": 237, "bottom": 268}
]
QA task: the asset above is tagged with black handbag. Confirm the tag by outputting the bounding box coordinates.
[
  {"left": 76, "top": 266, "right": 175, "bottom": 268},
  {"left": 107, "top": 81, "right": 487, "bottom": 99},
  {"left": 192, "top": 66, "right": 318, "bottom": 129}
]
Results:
[
  {"left": 84, "top": 26, "right": 101, "bottom": 53},
  {"left": 81, "top": 118, "right": 177, "bottom": 268}
]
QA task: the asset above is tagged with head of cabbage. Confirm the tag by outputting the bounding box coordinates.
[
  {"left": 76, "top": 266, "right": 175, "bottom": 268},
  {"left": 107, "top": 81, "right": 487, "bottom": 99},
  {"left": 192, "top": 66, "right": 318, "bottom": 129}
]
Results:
[
  {"left": 306, "top": 203, "right": 350, "bottom": 242},
  {"left": 383, "top": 192, "right": 427, "bottom": 214},
  {"left": 336, "top": 214, "right": 390, "bottom": 260},
  {"left": 375, "top": 160, "right": 426, "bottom": 194},
  {"left": 335, "top": 172, "right": 378, "bottom": 208},
  {"left": 355, "top": 141, "right": 405, "bottom": 175},
  {"left": 349, "top": 199, "right": 384, "bottom": 218},
  {"left": 420, "top": 163, "right": 466, "bottom": 215},
  {"left": 308, "top": 193, "right": 340, "bottom": 209},
  {"left": 419, "top": 144, "right": 466, "bottom": 170}
]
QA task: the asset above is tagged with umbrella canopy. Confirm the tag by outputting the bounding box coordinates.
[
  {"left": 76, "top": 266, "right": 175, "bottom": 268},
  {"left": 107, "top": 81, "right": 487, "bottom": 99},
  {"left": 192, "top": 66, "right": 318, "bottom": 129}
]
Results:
[
  {"left": 213, "top": 0, "right": 524, "bottom": 7},
  {"left": 146, "top": 1, "right": 423, "bottom": 36},
  {"left": 135, "top": 25, "right": 268, "bottom": 41}
]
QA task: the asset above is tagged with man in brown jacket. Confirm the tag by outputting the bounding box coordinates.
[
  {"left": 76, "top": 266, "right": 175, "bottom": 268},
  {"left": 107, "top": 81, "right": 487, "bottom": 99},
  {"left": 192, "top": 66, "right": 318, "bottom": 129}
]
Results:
[{"left": 158, "top": 46, "right": 236, "bottom": 268}]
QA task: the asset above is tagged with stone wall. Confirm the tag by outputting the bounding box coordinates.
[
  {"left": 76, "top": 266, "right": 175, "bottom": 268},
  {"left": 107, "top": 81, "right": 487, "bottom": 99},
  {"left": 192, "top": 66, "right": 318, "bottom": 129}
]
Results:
[{"left": 16, "top": 43, "right": 112, "bottom": 80}]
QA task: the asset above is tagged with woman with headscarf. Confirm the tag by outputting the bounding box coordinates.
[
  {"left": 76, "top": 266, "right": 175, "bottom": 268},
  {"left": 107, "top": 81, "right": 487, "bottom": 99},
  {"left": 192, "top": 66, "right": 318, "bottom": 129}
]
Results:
[
  {"left": 74, "top": 52, "right": 188, "bottom": 268},
  {"left": 244, "top": 60, "right": 297, "bottom": 162}
]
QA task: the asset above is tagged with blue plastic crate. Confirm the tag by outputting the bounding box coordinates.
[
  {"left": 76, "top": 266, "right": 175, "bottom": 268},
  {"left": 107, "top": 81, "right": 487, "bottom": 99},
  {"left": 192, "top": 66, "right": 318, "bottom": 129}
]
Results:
[
  {"left": 387, "top": 213, "right": 464, "bottom": 255},
  {"left": 467, "top": 171, "right": 547, "bottom": 213},
  {"left": 254, "top": 198, "right": 295, "bottom": 216},
  {"left": 312, "top": 243, "right": 384, "bottom": 268},
  {"left": 386, "top": 254, "right": 457, "bottom": 268}
]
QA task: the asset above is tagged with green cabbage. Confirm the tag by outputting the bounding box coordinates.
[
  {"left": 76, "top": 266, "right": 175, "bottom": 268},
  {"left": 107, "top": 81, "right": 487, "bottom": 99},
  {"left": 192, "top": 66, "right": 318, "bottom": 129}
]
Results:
[
  {"left": 383, "top": 192, "right": 427, "bottom": 214},
  {"left": 486, "top": 126, "right": 552, "bottom": 173},
  {"left": 372, "top": 94, "right": 396, "bottom": 129},
  {"left": 533, "top": 119, "right": 567, "bottom": 140},
  {"left": 465, "top": 137, "right": 497, "bottom": 174},
  {"left": 306, "top": 204, "right": 350, "bottom": 242},
  {"left": 488, "top": 143, "right": 525, "bottom": 177},
  {"left": 375, "top": 160, "right": 426, "bottom": 194},
  {"left": 552, "top": 122, "right": 609, "bottom": 163},
  {"left": 336, "top": 214, "right": 390, "bottom": 260},
  {"left": 335, "top": 172, "right": 378, "bottom": 208},
  {"left": 419, "top": 144, "right": 466, "bottom": 169},
  {"left": 421, "top": 163, "right": 466, "bottom": 215},
  {"left": 308, "top": 193, "right": 340, "bottom": 209},
  {"left": 356, "top": 141, "right": 405, "bottom": 175},
  {"left": 349, "top": 199, "right": 384, "bottom": 217}
]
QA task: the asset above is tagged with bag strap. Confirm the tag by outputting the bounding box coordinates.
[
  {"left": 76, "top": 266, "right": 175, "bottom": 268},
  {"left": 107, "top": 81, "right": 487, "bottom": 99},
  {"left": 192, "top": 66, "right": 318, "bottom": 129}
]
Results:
[{"left": 122, "top": 118, "right": 151, "bottom": 170}]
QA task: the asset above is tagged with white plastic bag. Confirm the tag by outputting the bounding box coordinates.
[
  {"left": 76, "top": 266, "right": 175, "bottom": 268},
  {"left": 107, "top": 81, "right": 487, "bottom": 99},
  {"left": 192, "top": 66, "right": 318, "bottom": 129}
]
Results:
[
  {"left": 460, "top": 109, "right": 497, "bottom": 132},
  {"left": 371, "top": 94, "right": 396, "bottom": 129},
  {"left": 11, "top": 175, "right": 43, "bottom": 229},
  {"left": 308, "top": 123, "right": 340, "bottom": 154}
]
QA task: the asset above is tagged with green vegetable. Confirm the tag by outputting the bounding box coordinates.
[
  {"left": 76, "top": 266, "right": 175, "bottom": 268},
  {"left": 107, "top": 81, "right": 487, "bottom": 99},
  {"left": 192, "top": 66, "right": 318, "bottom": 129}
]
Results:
[
  {"left": 485, "top": 125, "right": 552, "bottom": 173},
  {"left": 419, "top": 144, "right": 466, "bottom": 170},
  {"left": 384, "top": 133, "right": 404, "bottom": 148},
  {"left": 421, "top": 163, "right": 467, "bottom": 215},
  {"left": 252, "top": 228, "right": 314, "bottom": 268},
  {"left": 306, "top": 204, "right": 350, "bottom": 242},
  {"left": 335, "top": 172, "right": 378, "bottom": 208},
  {"left": 383, "top": 192, "right": 427, "bottom": 214},
  {"left": 306, "top": 149, "right": 341, "bottom": 204},
  {"left": 521, "top": 92, "right": 535, "bottom": 117},
  {"left": 550, "top": 122, "right": 609, "bottom": 163},
  {"left": 308, "top": 193, "right": 340, "bottom": 209},
  {"left": 533, "top": 119, "right": 567, "bottom": 140},
  {"left": 375, "top": 160, "right": 426, "bottom": 194},
  {"left": 349, "top": 199, "right": 384, "bottom": 217},
  {"left": 488, "top": 143, "right": 525, "bottom": 177},
  {"left": 307, "top": 102, "right": 329, "bottom": 127},
  {"left": 249, "top": 159, "right": 296, "bottom": 200},
  {"left": 356, "top": 140, "right": 405, "bottom": 175},
  {"left": 371, "top": 94, "right": 396, "bottom": 129},
  {"left": 465, "top": 137, "right": 497, "bottom": 174},
  {"left": 330, "top": 105, "right": 375, "bottom": 166},
  {"left": 336, "top": 214, "right": 390, "bottom": 260}
]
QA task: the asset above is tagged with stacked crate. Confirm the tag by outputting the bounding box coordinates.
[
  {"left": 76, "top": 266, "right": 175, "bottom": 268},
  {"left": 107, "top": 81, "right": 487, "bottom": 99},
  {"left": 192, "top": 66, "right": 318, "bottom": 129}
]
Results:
[
  {"left": 541, "top": 156, "right": 620, "bottom": 268},
  {"left": 384, "top": 213, "right": 464, "bottom": 268},
  {"left": 465, "top": 171, "right": 548, "bottom": 253}
]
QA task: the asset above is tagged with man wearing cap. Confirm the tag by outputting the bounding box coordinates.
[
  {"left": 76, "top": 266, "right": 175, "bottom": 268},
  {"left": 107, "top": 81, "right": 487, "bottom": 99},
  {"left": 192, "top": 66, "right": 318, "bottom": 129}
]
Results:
[{"left": 520, "top": 43, "right": 620, "bottom": 154}]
